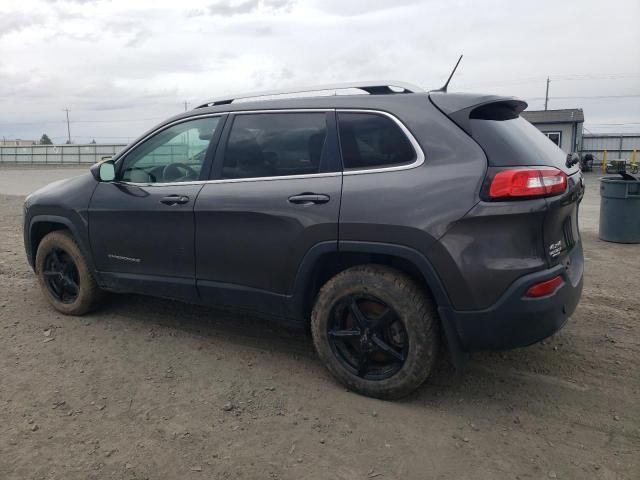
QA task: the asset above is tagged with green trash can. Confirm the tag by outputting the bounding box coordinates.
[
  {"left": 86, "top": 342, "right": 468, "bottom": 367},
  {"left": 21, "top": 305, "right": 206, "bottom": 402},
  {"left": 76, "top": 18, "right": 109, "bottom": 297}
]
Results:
[{"left": 599, "top": 175, "right": 640, "bottom": 243}]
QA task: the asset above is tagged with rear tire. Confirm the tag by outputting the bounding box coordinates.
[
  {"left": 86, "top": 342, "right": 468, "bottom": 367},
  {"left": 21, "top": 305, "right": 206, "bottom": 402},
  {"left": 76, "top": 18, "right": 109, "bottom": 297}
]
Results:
[
  {"left": 311, "top": 265, "right": 439, "bottom": 400},
  {"left": 35, "top": 230, "right": 102, "bottom": 315}
]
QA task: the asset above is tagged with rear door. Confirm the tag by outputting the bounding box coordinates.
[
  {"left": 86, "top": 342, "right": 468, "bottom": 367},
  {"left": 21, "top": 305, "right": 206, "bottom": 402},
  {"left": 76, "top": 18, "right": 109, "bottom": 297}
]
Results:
[
  {"left": 194, "top": 110, "right": 342, "bottom": 312},
  {"left": 89, "top": 115, "right": 224, "bottom": 302}
]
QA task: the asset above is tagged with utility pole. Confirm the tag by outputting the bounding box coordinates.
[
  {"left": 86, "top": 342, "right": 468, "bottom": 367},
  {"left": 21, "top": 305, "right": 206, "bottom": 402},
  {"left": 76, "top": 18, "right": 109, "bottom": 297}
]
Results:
[
  {"left": 544, "top": 77, "right": 550, "bottom": 111},
  {"left": 183, "top": 101, "right": 189, "bottom": 112},
  {"left": 63, "top": 108, "right": 72, "bottom": 144}
]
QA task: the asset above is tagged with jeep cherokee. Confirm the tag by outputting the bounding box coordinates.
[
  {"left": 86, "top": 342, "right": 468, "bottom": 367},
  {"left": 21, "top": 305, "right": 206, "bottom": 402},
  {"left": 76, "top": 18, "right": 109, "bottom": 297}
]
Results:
[{"left": 23, "top": 81, "right": 584, "bottom": 399}]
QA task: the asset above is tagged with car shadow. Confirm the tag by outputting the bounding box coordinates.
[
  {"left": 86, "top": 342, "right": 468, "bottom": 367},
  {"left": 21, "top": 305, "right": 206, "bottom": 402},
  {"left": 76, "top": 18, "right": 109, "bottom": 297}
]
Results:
[
  {"left": 94, "top": 292, "right": 579, "bottom": 408},
  {"left": 99, "top": 291, "right": 316, "bottom": 357}
]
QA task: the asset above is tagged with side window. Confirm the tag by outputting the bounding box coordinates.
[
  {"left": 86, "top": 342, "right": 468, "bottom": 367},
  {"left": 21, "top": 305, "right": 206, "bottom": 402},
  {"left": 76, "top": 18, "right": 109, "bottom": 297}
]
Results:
[
  {"left": 222, "top": 113, "right": 328, "bottom": 179},
  {"left": 337, "top": 112, "right": 416, "bottom": 170},
  {"left": 120, "top": 116, "right": 220, "bottom": 183}
]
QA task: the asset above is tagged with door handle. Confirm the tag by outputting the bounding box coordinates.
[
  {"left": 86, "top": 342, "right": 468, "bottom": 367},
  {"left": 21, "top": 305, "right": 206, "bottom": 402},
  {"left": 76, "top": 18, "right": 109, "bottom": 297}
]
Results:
[
  {"left": 160, "top": 195, "right": 190, "bottom": 206},
  {"left": 288, "top": 193, "right": 330, "bottom": 205}
]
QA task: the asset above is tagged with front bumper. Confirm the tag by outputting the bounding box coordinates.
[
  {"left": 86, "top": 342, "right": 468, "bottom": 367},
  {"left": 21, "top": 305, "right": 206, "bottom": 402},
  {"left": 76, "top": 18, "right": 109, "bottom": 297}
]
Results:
[{"left": 440, "top": 241, "right": 584, "bottom": 351}]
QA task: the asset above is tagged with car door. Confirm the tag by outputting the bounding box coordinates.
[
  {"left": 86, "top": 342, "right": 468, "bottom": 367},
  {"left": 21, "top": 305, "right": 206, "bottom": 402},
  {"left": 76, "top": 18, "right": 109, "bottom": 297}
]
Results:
[
  {"left": 89, "top": 115, "right": 225, "bottom": 302},
  {"left": 194, "top": 110, "right": 342, "bottom": 316}
]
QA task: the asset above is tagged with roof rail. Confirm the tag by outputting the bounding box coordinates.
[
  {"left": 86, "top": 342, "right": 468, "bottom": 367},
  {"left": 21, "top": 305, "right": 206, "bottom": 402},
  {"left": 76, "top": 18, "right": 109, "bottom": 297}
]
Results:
[{"left": 195, "top": 80, "right": 424, "bottom": 109}]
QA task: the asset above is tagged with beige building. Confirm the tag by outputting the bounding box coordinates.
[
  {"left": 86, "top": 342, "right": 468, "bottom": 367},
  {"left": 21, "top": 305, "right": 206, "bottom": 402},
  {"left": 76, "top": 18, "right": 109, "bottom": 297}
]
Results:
[{"left": 0, "top": 139, "right": 38, "bottom": 146}]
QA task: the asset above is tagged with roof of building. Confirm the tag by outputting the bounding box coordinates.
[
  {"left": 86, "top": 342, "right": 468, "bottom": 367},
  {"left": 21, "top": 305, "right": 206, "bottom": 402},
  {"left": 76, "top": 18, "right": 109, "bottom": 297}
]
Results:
[{"left": 521, "top": 108, "right": 584, "bottom": 124}]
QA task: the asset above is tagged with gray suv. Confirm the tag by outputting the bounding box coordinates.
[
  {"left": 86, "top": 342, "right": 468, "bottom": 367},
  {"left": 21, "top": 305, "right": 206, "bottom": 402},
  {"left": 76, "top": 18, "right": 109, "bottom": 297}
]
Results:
[{"left": 23, "top": 81, "right": 584, "bottom": 399}]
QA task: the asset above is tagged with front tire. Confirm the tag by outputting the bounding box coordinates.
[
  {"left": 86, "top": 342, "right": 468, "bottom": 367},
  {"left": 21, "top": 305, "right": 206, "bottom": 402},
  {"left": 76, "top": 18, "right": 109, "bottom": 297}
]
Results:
[
  {"left": 311, "top": 265, "right": 439, "bottom": 400},
  {"left": 35, "top": 230, "right": 102, "bottom": 315}
]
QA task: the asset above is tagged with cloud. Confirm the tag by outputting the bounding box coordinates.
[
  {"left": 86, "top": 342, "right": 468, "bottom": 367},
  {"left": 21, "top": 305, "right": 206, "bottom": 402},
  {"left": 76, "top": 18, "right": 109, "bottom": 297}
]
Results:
[
  {"left": 0, "top": 11, "right": 44, "bottom": 38},
  {"left": 309, "top": 0, "right": 424, "bottom": 16},
  {"left": 203, "top": 0, "right": 295, "bottom": 16},
  {"left": 0, "top": 0, "right": 639, "bottom": 142},
  {"left": 44, "top": 0, "right": 110, "bottom": 4}
]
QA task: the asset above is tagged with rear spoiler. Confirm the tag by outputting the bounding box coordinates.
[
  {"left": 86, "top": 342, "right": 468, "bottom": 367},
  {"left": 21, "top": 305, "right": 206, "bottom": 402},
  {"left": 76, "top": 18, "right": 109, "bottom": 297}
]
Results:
[{"left": 429, "top": 92, "right": 527, "bottom": 135}]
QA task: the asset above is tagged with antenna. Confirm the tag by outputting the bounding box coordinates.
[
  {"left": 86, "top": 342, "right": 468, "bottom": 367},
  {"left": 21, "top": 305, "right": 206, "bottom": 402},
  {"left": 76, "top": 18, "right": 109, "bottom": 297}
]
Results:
[{"left": 434, "top": 55, "right": 463, "bottom": 93}]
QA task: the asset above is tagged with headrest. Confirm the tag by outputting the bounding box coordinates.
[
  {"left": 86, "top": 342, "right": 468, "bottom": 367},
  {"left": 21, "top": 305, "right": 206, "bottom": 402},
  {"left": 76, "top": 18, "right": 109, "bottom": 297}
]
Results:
[
  {"left": 226, "top": 128, "right": 263, "bottom": 168},
  {"left": 308, "top": 132, "right": 325, "bottom": 164}
]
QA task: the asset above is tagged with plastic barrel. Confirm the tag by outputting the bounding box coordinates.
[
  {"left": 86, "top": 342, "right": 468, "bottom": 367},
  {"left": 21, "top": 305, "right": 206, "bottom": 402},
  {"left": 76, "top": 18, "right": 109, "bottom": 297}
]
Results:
[{"left": 599, "top": 176, "right": 640, "bottom": 243}]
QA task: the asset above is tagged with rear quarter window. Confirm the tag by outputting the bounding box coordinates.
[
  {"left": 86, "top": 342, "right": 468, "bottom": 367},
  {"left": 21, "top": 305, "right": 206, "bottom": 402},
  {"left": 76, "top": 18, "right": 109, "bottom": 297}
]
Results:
[{"left": 337, "top": 112, "right": 416, "bottom": 170}]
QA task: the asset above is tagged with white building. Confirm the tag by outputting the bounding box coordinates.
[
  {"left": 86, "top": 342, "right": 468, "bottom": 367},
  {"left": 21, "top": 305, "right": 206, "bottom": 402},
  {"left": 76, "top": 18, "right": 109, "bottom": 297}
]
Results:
[{"left": 521, "top": 109, "right": 584, "bottom": 154}]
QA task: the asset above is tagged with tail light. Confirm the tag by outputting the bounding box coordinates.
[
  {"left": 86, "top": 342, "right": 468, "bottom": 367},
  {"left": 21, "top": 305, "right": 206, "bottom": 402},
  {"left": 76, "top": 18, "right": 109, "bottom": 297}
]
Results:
[
  {"left": 488, "top": 167, "right": 567, "bottom": 200},
  {"left": 525, "top": 275, "right": 563, "bottom": 298}
]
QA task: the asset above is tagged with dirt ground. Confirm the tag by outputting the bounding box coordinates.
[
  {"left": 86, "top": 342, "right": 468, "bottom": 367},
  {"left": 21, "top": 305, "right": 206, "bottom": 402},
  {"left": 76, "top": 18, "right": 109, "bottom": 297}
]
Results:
[{"left": 0, "top": 172, "right": 638, "bottom": 479}]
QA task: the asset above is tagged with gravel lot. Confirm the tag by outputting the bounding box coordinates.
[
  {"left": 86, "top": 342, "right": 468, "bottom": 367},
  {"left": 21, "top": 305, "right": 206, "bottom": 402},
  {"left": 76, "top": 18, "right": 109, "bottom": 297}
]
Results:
[
  {"left": 0, "top": 169, "right": 638, "bottom": 479},
  {"left": 0, "top": 166, "right": 87, "bottom": 196}
]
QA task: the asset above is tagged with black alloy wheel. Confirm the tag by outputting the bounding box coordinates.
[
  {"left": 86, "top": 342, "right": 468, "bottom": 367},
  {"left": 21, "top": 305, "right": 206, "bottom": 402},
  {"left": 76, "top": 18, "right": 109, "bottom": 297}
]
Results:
[
  {"left": 42, "top": 248, "right": 80, "bottom": 304},
  {"left": 327, "top": 294, "right": 409, "bottom": 381}
]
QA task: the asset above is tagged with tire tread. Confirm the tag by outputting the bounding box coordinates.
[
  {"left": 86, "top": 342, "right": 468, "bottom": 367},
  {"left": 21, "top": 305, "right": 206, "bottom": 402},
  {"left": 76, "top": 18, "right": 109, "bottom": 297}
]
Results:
[{"left": 311, "top": 264, "right": 439, "bottom": 399}]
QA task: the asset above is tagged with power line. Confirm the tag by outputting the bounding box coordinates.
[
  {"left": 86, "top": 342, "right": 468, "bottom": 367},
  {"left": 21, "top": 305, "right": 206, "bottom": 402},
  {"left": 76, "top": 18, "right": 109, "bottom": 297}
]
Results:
[
  {"left": 2, "top": 117, "right": 165, "bottom": 126},
  {"left": 18, "top": 93, "right": 639, "bottom": 126},
  {"left": 64, "top": 118, "right": 161, "bottom": 124},
  {"left": 552, "top": 73, "right": 640, "bottom": 80},
  {"left": 526, "top": 94, "right": 640, "bottom": 101},
  {"left": 459, "top": 72, "right": 640, "bottom": 88}
]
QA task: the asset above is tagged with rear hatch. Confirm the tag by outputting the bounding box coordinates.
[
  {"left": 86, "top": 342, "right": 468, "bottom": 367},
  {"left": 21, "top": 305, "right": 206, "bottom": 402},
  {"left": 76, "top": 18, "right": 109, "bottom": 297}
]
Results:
[{"left": 430, "top": 92, "right": 584, "bottom": 269}]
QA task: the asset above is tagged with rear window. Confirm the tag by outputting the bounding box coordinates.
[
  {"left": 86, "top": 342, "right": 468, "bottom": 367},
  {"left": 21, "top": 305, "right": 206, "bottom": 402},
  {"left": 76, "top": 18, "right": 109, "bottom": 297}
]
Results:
[
  {"left": 337, "top": 112, "right": 415, "bottom": 170},
  {"left": 469, "top": 116, "right": 573, "bottom": 173}
]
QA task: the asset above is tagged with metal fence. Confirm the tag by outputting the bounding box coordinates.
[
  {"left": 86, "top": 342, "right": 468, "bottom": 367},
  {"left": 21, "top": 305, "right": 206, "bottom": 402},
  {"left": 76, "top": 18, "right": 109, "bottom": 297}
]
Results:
[
  {"left": 582, "top": 134, "right": 640, "bottom": 161},
  {"left": 4, "top": 135, "right": 637, "bottom": 165},
  {"left": 0, "top": 144, "right": 126, "bottom": 165}
]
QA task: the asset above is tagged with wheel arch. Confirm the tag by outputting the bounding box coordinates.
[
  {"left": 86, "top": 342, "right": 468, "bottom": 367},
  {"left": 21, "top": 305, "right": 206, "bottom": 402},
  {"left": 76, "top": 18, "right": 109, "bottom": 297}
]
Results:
[
  {"left": 293, "top": 241, "right": 452, "bottom": 318},
  {"left": 292, "top": 241, "right": 467, "bottom": 367},
  {"left": 28, "top": 215, "right": 96, "bottom": 275}
]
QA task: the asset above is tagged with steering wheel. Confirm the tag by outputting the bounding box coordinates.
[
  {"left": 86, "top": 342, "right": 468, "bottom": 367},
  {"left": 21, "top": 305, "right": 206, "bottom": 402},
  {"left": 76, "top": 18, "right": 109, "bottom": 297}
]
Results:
[{"left": 162, "top": 163, "right": 198, "bottom": 182}]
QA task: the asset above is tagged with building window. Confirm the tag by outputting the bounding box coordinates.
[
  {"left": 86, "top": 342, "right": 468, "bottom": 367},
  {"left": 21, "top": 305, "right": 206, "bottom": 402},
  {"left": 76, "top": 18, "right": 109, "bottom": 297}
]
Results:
[{"left": 543, "top": 131, "right": 561, "bottom": 147}]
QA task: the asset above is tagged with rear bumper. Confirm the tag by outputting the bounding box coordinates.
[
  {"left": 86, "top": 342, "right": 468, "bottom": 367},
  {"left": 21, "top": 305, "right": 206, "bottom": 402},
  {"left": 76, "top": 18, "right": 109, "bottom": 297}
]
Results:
[{"left": 440, "top": 241, "right": 584, "bottom": 351}]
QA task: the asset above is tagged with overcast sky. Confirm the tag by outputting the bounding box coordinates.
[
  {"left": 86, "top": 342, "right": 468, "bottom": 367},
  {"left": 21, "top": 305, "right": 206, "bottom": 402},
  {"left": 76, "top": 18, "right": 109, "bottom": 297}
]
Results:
[{"left": 1, "top": 0, "right": 639, "bottom": 143}]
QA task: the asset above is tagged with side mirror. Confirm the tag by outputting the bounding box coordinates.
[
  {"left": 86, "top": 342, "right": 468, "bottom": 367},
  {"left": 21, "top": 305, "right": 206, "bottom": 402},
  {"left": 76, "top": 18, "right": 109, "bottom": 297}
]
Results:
[
  {"left": 90, "top": 160, "right": 116, "bottom": 182},
  {"left": 99, "top": 161, "right": 116, "bottom": 181}
]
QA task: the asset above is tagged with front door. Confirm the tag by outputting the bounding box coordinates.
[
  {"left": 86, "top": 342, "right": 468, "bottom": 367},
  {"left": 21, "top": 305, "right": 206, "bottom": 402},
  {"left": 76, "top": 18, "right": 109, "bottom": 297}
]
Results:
[
  {"left": 194, "top": 111, "right": 342, "bottom": 315},
  {"left": 89, "top": 115, "right": 224, "bottom": 302}
]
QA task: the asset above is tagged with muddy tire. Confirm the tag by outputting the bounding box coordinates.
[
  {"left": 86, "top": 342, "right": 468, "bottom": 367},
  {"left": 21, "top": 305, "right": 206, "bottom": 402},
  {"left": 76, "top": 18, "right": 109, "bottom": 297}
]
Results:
[
  {"left": 311, "top": 265, "right": 439, "bottom": 400},
  {"left": 35, "top": 230, "right": 102, "bottom": 315}
]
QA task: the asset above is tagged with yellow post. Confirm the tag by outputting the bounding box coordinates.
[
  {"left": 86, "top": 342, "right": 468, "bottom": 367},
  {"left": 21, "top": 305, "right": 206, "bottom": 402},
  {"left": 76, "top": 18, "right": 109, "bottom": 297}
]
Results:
[
  {"left": 632, "top": 149, "right": 638, "bottom": 171},
  {"left": 602, "top": 149, "right": 608, "bottom": 173}
]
